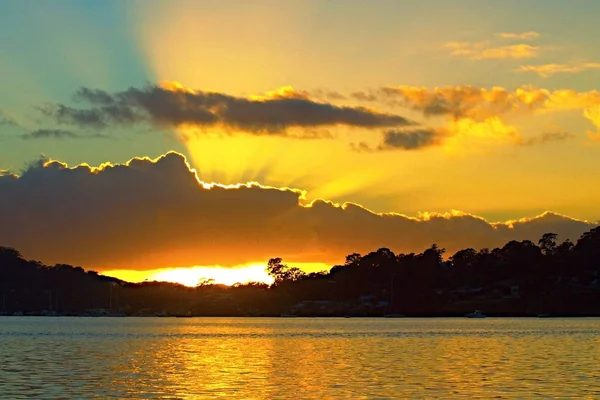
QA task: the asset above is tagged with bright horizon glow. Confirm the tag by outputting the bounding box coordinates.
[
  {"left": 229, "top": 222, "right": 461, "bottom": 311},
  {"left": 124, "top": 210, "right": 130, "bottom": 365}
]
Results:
[
  {"left": 149, "top": 265, "right": 274, "bottom": 286},
  {"left": 102, "top": 262, "right": 331, "bottom": 287}
]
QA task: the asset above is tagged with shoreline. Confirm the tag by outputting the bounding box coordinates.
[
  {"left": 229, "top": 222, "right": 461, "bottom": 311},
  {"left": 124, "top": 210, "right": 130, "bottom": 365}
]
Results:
[{"left": 2, "top": 313, "right": 600, "bottom": 318}]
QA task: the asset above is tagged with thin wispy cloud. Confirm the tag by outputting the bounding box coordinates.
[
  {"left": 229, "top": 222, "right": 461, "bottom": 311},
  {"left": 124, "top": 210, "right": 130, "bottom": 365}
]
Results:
[
  {"left": 519, "top": 131, "right": 576, "bottom": 146},
  {"left": 497, "top": 31, "right": 540, "bottom": 40},
  {"left": 446, "top": 42, "right": 539, "bottom": 60},
  {"left": 0, "top": 111, "right": 16, "bottom": 127},
  {"left": 584, "top": 105, "right": 600, "bottom": 142},
  {"left": 446, "top": 30, "right": 541, "bottom": 60},
  {"left": 518, "top": 62, "right": 600, "bottom": 77},
  {"left": 21, "top": 129, "right": 108, "bottom": 140},
  {"left": 444, "top": 41, "right": 489, "bottom": 57},
  {"left": 476, "top": 44, "right": 539, "bottom": 60}
]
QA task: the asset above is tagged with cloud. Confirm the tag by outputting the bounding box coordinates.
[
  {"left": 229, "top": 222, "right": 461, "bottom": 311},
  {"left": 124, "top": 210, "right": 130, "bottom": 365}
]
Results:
[
  {"left": 21, "top": 129, "right": 108, "bottom": 140},
  {"left": 379, "top": 129, "right": 442, "bottom": 150},
  {"left": 351, "top": 91, "right": 380, "bottom": 102},
  {"left": 519, "top": 131, "right": 576, "bottom": 146},
  {"left": 477, "top": 44, "right": 539, "bottom": 60},
  {"left": 307, "top": 89, "right": 347, "bottom": 101},
  {"left": 45, "top": 83, "right": 413, "bottom": 135},
  {"left": 377, "top": 85, "right": 600, "bottom": 118},
  {"left": 497, "top": 31, "right": 540, "bottom": 40},
  {"left": 518, "top": 63, "right": 600, "bottom": 77},
  {"left": 355, "top": 128, "right": 444, "bottom": 152},
  {"left": 379, "top": 86, "right": 540, "bottom": 120},
  {"left": 354, "top": 118, "right": 521, "bottom": 152},
  {"left": 350, "top": 85, "right": 600, "bottom": 149},
  {"left": 444, "top": 117, "right": 520, "bottom": 144},
  {"left": 0, "top": 152, "right": 595, "bottom": 271},
  {"left": 445, "top": 42, "right": 539, "bottom": 60},
  {"left": 0, "top": 111, "right": 16, "bottom": 127},
  {"left": 444, "top": 41, "right": 489, "bottom": 57},
  {"left": 584, "top": 105, "right": 600, "bottom": 141}
]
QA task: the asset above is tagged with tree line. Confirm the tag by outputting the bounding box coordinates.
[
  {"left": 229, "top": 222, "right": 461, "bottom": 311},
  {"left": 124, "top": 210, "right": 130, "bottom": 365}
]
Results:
[{"left": 1, "top": 227, "right": 599, "bottom": 317}]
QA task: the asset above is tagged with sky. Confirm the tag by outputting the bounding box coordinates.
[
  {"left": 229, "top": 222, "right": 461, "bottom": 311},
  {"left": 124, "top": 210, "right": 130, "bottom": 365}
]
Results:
[{"left": 1, "top": 0, "right": 599, "bottom": 286}]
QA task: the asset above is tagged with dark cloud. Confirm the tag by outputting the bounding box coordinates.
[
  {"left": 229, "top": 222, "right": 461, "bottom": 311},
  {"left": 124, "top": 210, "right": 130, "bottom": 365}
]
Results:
[
  {"left": 44, "top": 102, "right": 141, "bottom": 129},
  {"left": 51, "top": 104, "right": 108, "bottom": 128},
  {"left": 380, "top": 128, "right": 442, "bottom": 150},
  {"left": 0, "top": 152, "right": 595, "bottom": 271},
  {"left": 45, "top": 84, "right": 413, "bottom": 134},
  {"left": 21, "top": 129, "right": 108, "bottom": 140},
  {"left": 353, "top": 128, "right": 444, "bottom": 152}
]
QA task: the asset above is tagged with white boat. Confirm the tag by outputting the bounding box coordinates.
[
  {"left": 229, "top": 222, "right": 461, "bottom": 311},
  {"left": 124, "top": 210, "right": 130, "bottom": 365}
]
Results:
[{"left": 465, "top": 310, "right": 486, "bottom": 318}]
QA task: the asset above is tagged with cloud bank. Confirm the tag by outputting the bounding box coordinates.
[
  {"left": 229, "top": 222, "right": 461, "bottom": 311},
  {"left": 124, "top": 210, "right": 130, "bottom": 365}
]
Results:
[{"left": 0, "top": 152, "right": 595, "bottom": 271}]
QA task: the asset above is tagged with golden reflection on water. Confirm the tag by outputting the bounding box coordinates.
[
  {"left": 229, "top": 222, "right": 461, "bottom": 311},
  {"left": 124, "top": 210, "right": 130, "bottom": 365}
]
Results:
[{"left": 1, "top": 318, "right": 600, "bottom": 399}]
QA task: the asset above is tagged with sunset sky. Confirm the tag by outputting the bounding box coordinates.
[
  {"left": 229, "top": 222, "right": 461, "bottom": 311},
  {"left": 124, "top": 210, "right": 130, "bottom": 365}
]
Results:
[{"left": 1, "top": 0, "right": 599, "bottom": 286}]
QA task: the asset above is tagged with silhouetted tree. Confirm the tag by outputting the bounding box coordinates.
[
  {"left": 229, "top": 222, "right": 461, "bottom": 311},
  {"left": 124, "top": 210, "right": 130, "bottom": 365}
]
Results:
[
  {"left": 538, "top": 233, "right": 558, "bottom": 256},
  {"left": 266, "top": 258, "right": 306, "bottom": 286},
  {"left": 2, "top": 228, "right": 600, "bottom": 317}
]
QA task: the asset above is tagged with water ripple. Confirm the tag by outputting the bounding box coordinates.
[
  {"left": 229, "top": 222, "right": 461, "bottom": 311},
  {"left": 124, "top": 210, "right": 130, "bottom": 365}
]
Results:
[{"left": 1, "top": 317, "right": 599, "bottom": 398}]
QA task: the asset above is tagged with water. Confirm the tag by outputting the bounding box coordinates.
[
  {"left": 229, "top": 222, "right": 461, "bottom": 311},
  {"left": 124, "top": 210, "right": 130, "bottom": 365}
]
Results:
[{"left": 1, "top": 317, "right": 599, "bottom": 399}]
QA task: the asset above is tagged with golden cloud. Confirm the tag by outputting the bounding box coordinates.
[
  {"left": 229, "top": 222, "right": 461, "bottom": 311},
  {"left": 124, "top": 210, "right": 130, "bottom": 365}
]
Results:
[
  {"left": 381, "top": 86, "right": 518, "bottom": 120},
  {"left": 354, "top": 85, "right": 600, "bottom": 150},
  {"left": 380, "top": 85, "right": 600, "bottom": 119},
  {"left": 444, "top": 116, "right": 520, "bottom": 144},
  {"left": 476, "top": 44, "right": 539, "bottom": 60}
]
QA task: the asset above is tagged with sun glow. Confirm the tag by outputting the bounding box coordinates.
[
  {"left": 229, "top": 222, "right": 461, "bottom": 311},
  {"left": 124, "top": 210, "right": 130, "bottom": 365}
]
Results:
[
  {"left": 104, "top": 264, "right": 273, "bottom": 287},
  {"left": 102, "top": 262, "right": 332, "bottom": 287},
  {"left": 149, "top": 265, "right": 274, "bottom": 286}
]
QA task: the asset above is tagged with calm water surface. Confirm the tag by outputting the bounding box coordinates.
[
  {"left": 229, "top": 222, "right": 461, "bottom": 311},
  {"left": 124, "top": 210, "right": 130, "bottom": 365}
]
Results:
[{"left": 1, "top": 317, "right": 599, "bottom": 399}]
